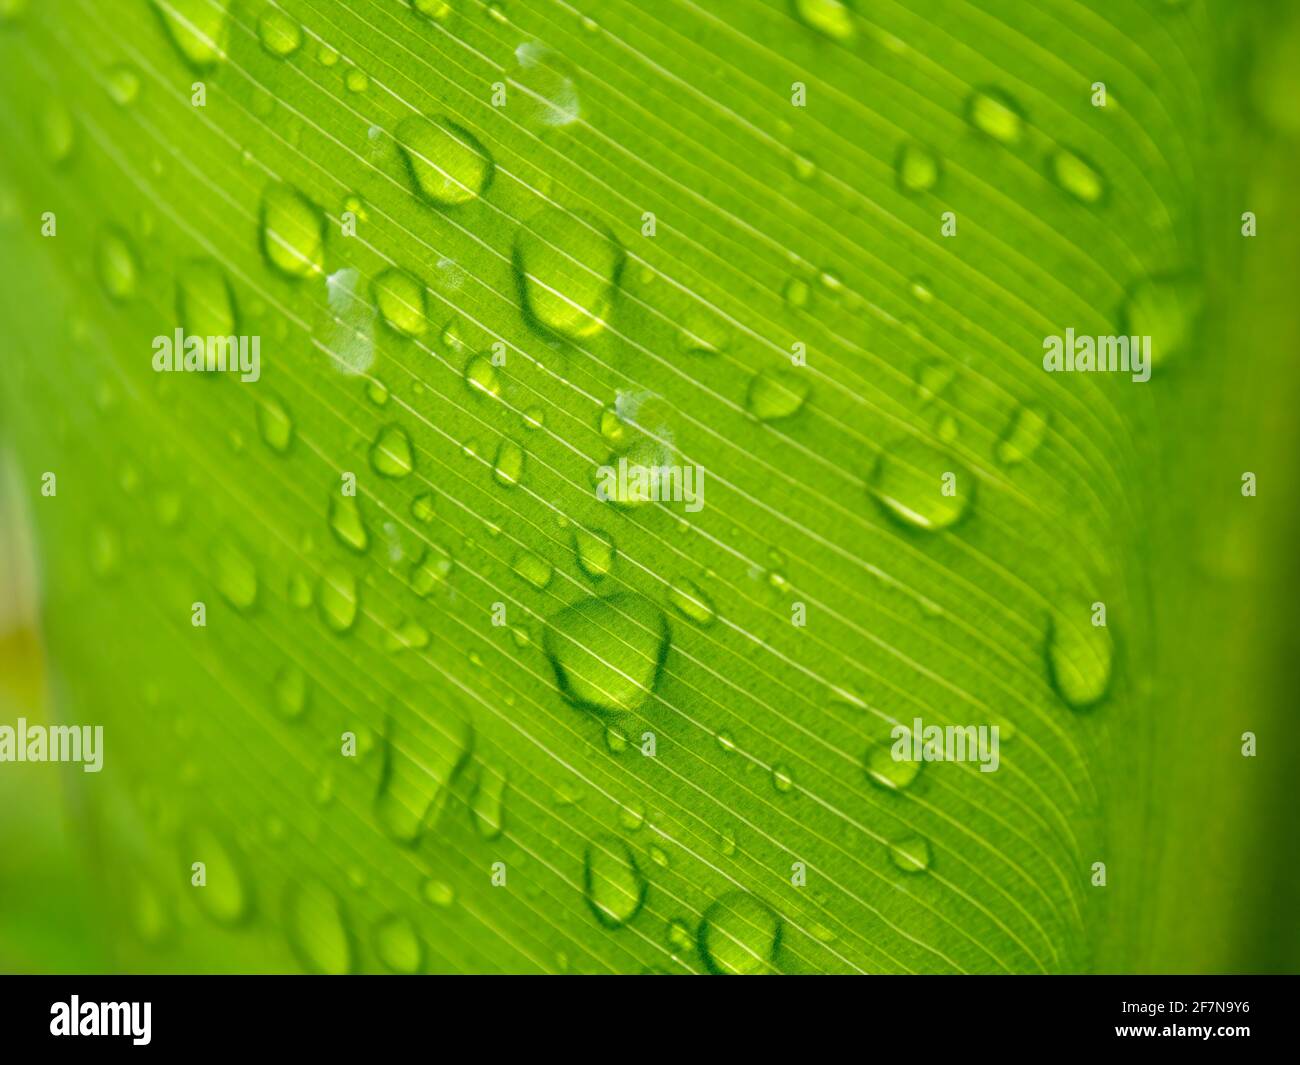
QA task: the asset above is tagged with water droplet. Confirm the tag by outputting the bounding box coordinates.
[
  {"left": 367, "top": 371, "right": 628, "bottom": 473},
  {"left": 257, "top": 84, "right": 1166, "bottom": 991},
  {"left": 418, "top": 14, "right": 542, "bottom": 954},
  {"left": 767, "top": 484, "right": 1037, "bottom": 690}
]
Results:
[
  {"left": 472, "top": 764, "right": 508, "bottom": 839},
  {"left": 422, "top": 879, "right": 455, "bottom": 907},
  {"left": 747, "top": 368, "right": 809, "bottom": 420},
  {"left": 501, "top": 545, "right": 548, "bottom": 588},
  {"left": 317, "top": 41, "right": 339, "bottom": 66},
  {"left": 667, "top": 917, "right": 694, "bottom": 955},
  {"left": 374, "top": 710, "right": 472, "bottom": 843},
  {"left": 97, "top": 229, "right": 139, "bottom": 301},
  {"left": 384, "top": 617, "right": 430, "bottom": 652},
  {"left": 414, "top": 0, "right": 451, "bottom": 19},
  {"left": 285, "top": 880, "right": 353, "bottom": 974},
  {"left": 716, "top": 730, "right": 737, "bottom": 754},
  {"left": 889, "top": 834, "right": 931, "bottom": 873},
  {"left": 288, "top": 571, "right": 313, "bottom": 608},
  {"left": 328, "top": 491, "right": 369, "bottom": 553},
  {"left": 865, "top": 742, "right": 920, "bottom": 791},
  {"left": 106, "top": 65, "right": 140, "bottom": 105},
  {"left": 372, "top": 269, "right": 427, "bottom": 336},
  {"left": 783, "top": 277, "right": 810, "bottom": 309},
  {"left": 573, "top": 527, "right": 615, "bottom": 579},
  {"left": 366, "top": 379, "right": 389, "bottom": 406},
  {"left": 186, "top": 827, "right": 249, "bottom": 925},
  {"left": 214, "top": 540, "right": 258, "bottom": 610},
  {"left": 410, "top": 545, "right": 452, "bottom": 596},
  {"left": 1046, "top": 597, "right": 1112, "bottom": 709},
  {"left": 273, "top": 664, "right": 308, "bottom": 719},
  {"left": 667, "top": 578, "right": 715, "bottom": 625},
  {"left": 771, "top": 763, "right": 794, "bottom": 793},
  {"left": 175, "top": 259, "right": 237, "bottom": 369},
  {"left": 544, "top": 594, "right": 670, "bottom": 714},
  {"left": 512, "top": 42, "right": 581, "bottom": 130},
  {"left": 257, "top": 395, "right": 294, "bottom": 453},
  {"left": 896, "top": 142, "right": 940, "bottom": 193},
  {"left": 1121, "top": 275, "right": 1201, "bottom": 369},
  {"left": 369, "top": 424, "right": 414, "bottom": 478},
  {"left": 40, "top": 100, "right": 75, "bottom": 163},
  {"left": 793, "top": 0, "right": 855, "bottom": 41},
  {"left": 870, "top": 440, "right": 971, "bottom": 531},
  {"left": 345, "top": 66, "right": 369, "bottom": 93},
  {"left": 915, "top": 361, "right": 954, "bottom": 403},
  {"left": 396, "top": 114, "right": 494, "bottom": 206},
  {"left": 583, "top": 835, "right": 646, "bottom": 927},
  {"left": 317, "top": 563, "right": 359, "bottom": 632},
  {"left": 514, "top": 207, "right": 624, "bottom": 339},
  {"left": 699, "top": 892, "right": 781, "bottom": 975},
  {"left": 493, "top": 439, "right": 524, "bottom": 486},
  {"left": 260, "top": 183, "right": 323, "bottom": 278},
  {"left": 257, "top": 7, "right": 302, "bottom": 56},
  {"left": 966, "top": 88, "right": 1024, "bottom": 144},
  {"left": 1049, "top": 147, "right": 1106, "bottom": 204},
  {"left": 373, "top": 915, "right": 422, "bottom": 973},
  {"left": 996, "top": 405, "right": 1047, "bottom": 465},
  {"left": 151, "top": 0, "right": 228, "bottom": 68},
  {"left": 909, "top": 276, "right": 934, "bottom": 303},
  {"left": 464, "top": 354, "right": 501, "bottom": 397},
  {"left": 411, "top": 493, "right": 437, "bottom": 524}
]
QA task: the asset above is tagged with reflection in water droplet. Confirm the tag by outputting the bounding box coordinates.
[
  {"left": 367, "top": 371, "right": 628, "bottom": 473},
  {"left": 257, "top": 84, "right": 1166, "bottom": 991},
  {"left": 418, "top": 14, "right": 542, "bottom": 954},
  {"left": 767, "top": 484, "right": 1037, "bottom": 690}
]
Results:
[
  {"left": 370, "top": 425, "right": 414, "bottom": 478},
  {"left": 1046, "top": 597, "right": 1113, "bottom": 709},
  {"left": 396, "top": 114, "right": 494, "bottom": 206},
  {"left": 583, "top": 835, "right": 646, "bottom": 927},
  {"left": 871, "top": 440, "right": 971, "bottom": 531},
  {"left": 285, "top": 879, "right": 353, "bottom": 974},
  {"left": 544, "top": 594, "right": 669, "bottom": 714},
  {"left": 699, "top": 892, "right": 781, "bottom": 975},
  {"left": 514, "top": 207, "right": 624, "bottom": 339}
]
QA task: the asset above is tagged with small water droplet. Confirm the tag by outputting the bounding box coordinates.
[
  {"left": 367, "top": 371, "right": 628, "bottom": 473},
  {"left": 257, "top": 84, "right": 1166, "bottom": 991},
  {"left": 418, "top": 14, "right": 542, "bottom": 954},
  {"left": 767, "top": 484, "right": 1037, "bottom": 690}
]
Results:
[
  {"left": 864, "top": 742, "right": 920, "bottom": 791},
  {"left": 1049, "top": 147, "right": 1106, "bottom": 204},
  {"left": 214, "top": 540, "right": 258, "bottom": 610},
  {"left": 747, "top": 368, "right": 809, "bottom": 420},
  {"left": 106, "top": 65, "right": 141, "bottom": 105},
  {"left": 512, "top": 42, "right": 581, "bottom": 130},
  {"left": 411, "top": 494, "right": 437, "bottom": 524},
  {"left": 794, "top": 0, "right": 855, "bottom": 40},
  {"left": 345, "top": 66, "right": 369, "bottom": 93},
  {"left": 422, "top": 879, "right": 455, "bottom": 907},
  {"left": 1046, "top": 597, "right": 1113, "bottom": 709},
  {"left": 317, "top": 563, "right": 359, "bottom": 632},
  {"left": 257, "top": 7, "right": 302, "bottom": 56},
  {"left": 667, "top": 578, "right": 715, "bottom": 625},
  {"left": 464, "top": 354, "right": 501, "bottom": 397},
  {"left": 699, "top": 892, "right": 781, "bottom": 975},
  {"left": 260, "top": 183, "right": 324, "bottom": 278},
  {"left": 384, "top": 617, "right": 430, "bottom": 652},
  {"left": 257, "top": 395, "right": 294, "bottom": 453},
  {"left": 896, "top": 142, "right": 940, "bottom": 193},
  {"left": 372, "top": 269, "right": 427, "bottom": 336},
  {"left": 151, "top": 0, "right": 229, "bottom": 68},
  {"left": 329, "top": 491, "right": 369, "bottom": 552},
  {"left": 889, "top": 834, "right": 932, "bottom": 873},
  {"left": 544, "top": 594, "right": 669, "bottom": 714},
  {"left": 783, "top": 277, "right": 810, "bottom": 309},
  {"left": 514, "top": 207, "right": 624, "bottom": 339},
  {"left": 583, "top": 835, "right": 646, "bottom": 927},
  {"left": 187, "top": 827, "right": 250, "bottom": 925},
  {"left": 966, "top": 88, "right": 1024, "bottom": 144},
  {"left": 1120, "top": 275, "right": 1201, "bottom": 370},
  {"left": 493, "top": 439, "right": 525, "bottom": 486},
  {"left": 369, "top": 424, "right": 414, "bottom": 478},
  {"left": 285, "top": 880, "right": 353, "bottom": 974},
  {"left": 771, "top": 763, "right": 794, "bottom": 793},
  {"left": 512, "top": 550, "right": 552, "bottom": 589},
  {"left": 375, "top": 710, "right": 473, "bottom": 842},
  {"left": 97, "top": 229, "right": 139, "bottom": 301},
  {"left": 667, "top": 917, "right": 694, "bottom": 955},
  {"left": 273, "top": 664, "right": 308, "bottom": 719},
  {"left": 373, "top": 915, "right": 422, "bottom": 972},
  {"left": 573, "top": 526, "right": 615, "bottom": 579},
  {"left": 997, "top": 405, "right": 1047, "bottom": 465}
]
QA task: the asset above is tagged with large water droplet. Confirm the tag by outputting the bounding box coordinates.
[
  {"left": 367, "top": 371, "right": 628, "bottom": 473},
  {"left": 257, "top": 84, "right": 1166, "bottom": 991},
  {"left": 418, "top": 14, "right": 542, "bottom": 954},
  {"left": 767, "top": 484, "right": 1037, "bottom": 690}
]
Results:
[
  {"left": 543, "top": 594, "right": 669, "bottom": 715},
  {"left": 966, "top": 88, "right": 1024, "bottom": 144},
  {"left": 870, "top": 440, "right": 971, "bottom": 531},
  {"left": 747, "top": 368, "right": 809, "bottom": 420},
  {"left": 329, "top": 492, "right": 369, "bottom": 552},
  {"left": 373, "top": 915, "right": 423, "bottom": 973},
  {"left": 214, "top": 540, "right": 258, "bottom": 610},
  {"left": 396, "top": 114, "right": 494, "bottom": 206},
  {"left": 514, "top": 207, "right": 624, "bottom": 339},
  {"left": 372, "top": 269, "right": 427, "bottom": 336},
  {"left": 793, "top": 0, "right": 855, "bottom": 41},
  {"left": 97, "top": 229, "right": 139, "bottom": 301},
  {"left": 1049, "top": 148, "right": 1105, "bottom": 204},
  {"left": 583, "top": 835, "right": 646, "bottom": 927},
  {"left": 260, "top": 183, "right": 324, "bottom": 278},
  {"left": 699, "top": 892, "right": 781, "bottom": 975},
  {"left": 370, "top": 425, "right": 414, "bottom": 478},
  {"left": 151, "top": 0, "right": 229, "bottom": 69},
  {"left": 285, "top": 879, "right": 353, "bottom": 974},
  {"left": 317, "top": 563, "right": 359, "bottom": 632},
  {"left": 375, "top": 710, "right": 473, "bottom": 843},
  {"left": 1046, "top": 597, "right": 1112, "bottom": 709}
]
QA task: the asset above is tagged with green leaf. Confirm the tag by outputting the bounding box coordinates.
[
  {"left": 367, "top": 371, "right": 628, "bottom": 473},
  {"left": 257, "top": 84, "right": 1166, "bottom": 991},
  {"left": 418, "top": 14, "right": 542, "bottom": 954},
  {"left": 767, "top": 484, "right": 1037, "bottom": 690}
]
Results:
[{"left": 1, "top": 0, "right": 1298, "bottom": 976}]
